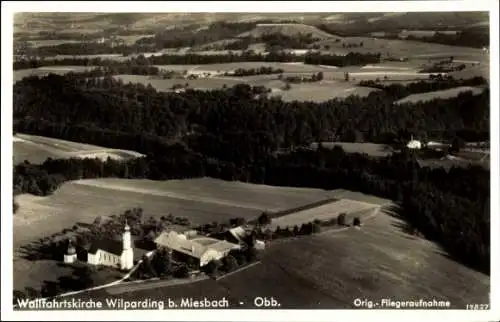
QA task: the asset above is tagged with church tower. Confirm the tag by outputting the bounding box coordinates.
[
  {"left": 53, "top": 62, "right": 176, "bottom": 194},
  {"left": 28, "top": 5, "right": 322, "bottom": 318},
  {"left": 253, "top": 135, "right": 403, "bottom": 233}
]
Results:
[{"left": 120, "top": 220, "right": 134, "bottom": 270}]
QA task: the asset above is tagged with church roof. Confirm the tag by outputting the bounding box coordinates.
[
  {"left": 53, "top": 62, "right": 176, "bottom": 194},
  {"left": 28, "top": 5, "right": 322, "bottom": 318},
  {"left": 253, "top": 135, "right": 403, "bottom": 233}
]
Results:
[{"left": 88, "top": 238, "right": 123, "bottom": 256}]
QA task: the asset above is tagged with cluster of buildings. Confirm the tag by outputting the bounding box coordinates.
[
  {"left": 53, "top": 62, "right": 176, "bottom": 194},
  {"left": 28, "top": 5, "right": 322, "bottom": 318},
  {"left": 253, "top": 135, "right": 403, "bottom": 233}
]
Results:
[{"left": 63, "top": 222, "right": 264, "bottom": 270}]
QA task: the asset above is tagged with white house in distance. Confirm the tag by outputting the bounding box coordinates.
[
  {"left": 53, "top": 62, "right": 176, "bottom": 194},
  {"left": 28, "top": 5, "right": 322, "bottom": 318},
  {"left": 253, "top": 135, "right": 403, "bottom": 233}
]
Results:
[
  {"left": 154, "top": 231, "right": 240, "bottom": 267},
  {"left": 87, "top": 222, "right": 134, "bottom": 270},
  {"left": 406, "top": 136, "right": 422, "bottom": 150}
]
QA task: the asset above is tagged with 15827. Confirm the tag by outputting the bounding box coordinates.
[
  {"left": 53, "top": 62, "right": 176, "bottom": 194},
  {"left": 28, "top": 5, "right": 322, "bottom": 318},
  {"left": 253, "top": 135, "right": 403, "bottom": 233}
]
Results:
[{"left": 466, "top": 304, "right": 489, "bottom": 310}]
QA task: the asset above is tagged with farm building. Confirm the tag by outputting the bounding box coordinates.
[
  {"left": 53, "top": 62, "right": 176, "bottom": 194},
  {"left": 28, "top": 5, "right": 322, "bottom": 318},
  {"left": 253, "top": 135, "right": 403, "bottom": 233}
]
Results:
[
  {"left": 210, "top": 226, "right": 267, "bottom": 250},
  {"left": 185, "top": 70, "right": 222, "bottom": 78},
  {"left": 407, "top": 139, "right": 422, "bottom": 150},
  {"left": 87, "top": 222, "right": 134, "bottom": 270},
  {"left": 154, "top": 231, "right": 241, "bottom": 267}
]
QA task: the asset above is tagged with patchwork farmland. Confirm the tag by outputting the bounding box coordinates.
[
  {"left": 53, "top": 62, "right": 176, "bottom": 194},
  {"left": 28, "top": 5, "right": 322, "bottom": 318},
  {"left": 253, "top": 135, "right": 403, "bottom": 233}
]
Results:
[
  {"left": 395, "top": 86, "right": 485, "bottom": 104},
  {"left": 269, "top": 198, "right": 379, "bottom": 230},
  {"left": 13, "top": 134, "right": 144, "bottom": 165}
]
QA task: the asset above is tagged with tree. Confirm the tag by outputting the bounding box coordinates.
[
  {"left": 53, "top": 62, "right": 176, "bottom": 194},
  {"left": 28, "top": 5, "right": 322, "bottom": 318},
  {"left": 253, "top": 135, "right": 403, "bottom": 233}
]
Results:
[
  {"left": 141, "top": 254, "right": 157, "bottom": 278},
  {"left": 203, "top": 260, "right": 220, "bottom": 276},
  {"left": 338, "top": 213, "right": 346, "bottom": 226},
  {"left": 222, "top": 254, "right": 238, "bottom": 272},
  {"left": 13, "top": 199, "right": 19, "bottom": 214},
  {"left": 74, "top": 266, "right": 94, "bottom": 288},
  {"left": 173, "top": 265, "right": 189, "bottom": 278},
  {"left": 245, "top": 247, "right": 259, "bottom": 262},
  {"left": 353, "top": 217, "right": 361, "bottom": 227},
  {"left": 13, "top": 290, "right": 27, "bottom": 304},
  {"left": 451, "top": 137, "right": 465, "bottom": 153},
  {"left": 257, "top": 212, "right": 272, "bottom": 226},
  {"left": 152, "top": 248, "right": 171, "bottom": 276}
]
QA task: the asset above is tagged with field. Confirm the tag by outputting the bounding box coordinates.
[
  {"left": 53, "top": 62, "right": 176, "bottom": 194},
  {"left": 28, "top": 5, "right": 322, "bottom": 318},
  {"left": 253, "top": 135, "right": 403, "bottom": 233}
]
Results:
[
  {"left": 13, "top": 177, "right": 335, "bottom": 291},
  {"left": 73, "top": 199, "right": 489, "bottom": 309},
  {"left": 312, "top": 36, "right": 487, "bottom": 61},
  {"left": 398, "top": 30, "right": 459, "bottom": 38},
  {"left": 271, "top": 82, "right": 376, "bottom": 102},
  {"left": 269, "top": 198, "right": 378, "bottom": 230},
  {"left": 395, "top": 86, "right": 485, "bottom": 104},
  {"left": 13, "top": 133, "right": 144, "bottom": 165},
  {"left": 237, "top": 23, "right": 336, "bottom": 39},
  {"left": 113, "top": 74, "right": 244, "bottom": 91},
  {"left": 310, "top": 142, "right": 394, "bottom": 157},
  {"left": 13, "top": 66, "right": 96, "bottom": 83}
]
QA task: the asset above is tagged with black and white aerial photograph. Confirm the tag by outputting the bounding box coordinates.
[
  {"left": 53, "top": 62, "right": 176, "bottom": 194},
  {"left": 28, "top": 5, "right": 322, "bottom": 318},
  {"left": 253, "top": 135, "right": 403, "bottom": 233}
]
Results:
[{"left": 1, "top": 1, "right": 499, "bottom": 321}]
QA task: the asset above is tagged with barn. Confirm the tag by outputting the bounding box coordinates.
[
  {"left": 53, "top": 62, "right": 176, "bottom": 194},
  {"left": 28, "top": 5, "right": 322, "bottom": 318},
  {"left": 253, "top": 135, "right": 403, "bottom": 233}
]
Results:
[{"left": 154, "top": 231, "right": 240, "bottom": 267}]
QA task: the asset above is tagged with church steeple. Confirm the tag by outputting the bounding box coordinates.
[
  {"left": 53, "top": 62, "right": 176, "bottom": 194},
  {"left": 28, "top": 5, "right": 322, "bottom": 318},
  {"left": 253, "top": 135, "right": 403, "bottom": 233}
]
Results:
[{"left": 123, "top": 219, "right": 132, "bottom": 250}]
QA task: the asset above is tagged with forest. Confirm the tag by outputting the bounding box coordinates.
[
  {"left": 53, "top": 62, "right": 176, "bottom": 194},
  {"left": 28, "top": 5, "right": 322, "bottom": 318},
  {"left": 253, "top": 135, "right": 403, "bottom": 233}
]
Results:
[
  {"left": 358, "top": 76, "right": 488, "bottom": 99},
  {"left": 13, "top": 73, "right": 491, "bottom": 274},
  {"left": 14, "top": 50, "right": 381, "bottom": 70}
]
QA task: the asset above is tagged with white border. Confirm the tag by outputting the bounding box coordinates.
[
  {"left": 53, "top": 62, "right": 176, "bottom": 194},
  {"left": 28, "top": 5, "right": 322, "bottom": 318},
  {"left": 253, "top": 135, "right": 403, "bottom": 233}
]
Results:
[{"left": 1, "top": 1, "right": 498, "bottom": 321}]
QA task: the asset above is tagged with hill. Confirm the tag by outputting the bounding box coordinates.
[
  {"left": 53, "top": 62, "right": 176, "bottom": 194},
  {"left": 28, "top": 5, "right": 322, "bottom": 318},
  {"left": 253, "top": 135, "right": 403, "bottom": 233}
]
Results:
[
  {"left": 238, "top": 23, "right": 336, "bottom": 39},
  {"left": 74, "top": 198, "right": 489, "bottom": 309},
  {"left": 13, "top": 133, "right": 144, "bottom": 165}
]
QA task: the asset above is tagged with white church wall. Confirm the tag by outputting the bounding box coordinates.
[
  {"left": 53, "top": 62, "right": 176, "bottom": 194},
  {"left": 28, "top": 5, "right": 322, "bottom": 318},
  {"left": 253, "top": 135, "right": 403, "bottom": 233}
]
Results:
[
  {"left": 64, "top": 254, "right": 77, "bottom": 264},
  {"left": 87, "top": 251, "right": 100, "bottom": 266}
]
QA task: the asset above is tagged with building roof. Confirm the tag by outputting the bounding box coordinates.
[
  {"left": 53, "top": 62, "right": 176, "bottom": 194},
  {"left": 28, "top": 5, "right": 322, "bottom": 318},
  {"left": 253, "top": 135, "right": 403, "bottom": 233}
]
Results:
[
  {"left": 88, "top": 238, "right": 123, "bottom": 256},
  {"left": 229, "top": 226, "right": 247, "bottom": 242},
  {"left": 154, "top": 231, "right": 239, "bottom": 259}
]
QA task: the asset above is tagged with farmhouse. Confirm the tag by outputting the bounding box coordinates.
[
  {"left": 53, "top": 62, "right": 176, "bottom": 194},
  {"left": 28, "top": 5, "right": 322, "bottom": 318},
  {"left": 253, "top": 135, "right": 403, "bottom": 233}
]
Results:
[
  {"left": 185, "top": 70, "right": 221, "bottom": 78},
  {"left": 87, "top": 222, "right": 134, "bottom": 270},
  {"left": 407, "top": 136, "right": 423, "bottom": 150},
  {"left": 154, "top": 231, "right": 240, "bottom": 267},
  {"left": 210, "top": 226, "right": 266, "bottom": 250}
]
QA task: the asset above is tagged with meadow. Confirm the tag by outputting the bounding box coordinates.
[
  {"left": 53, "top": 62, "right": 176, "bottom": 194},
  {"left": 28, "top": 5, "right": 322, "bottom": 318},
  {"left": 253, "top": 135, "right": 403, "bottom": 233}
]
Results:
[
  {"left": 269, "top": 199, "right": 378, "bottom": 230},
  {"left": 312, "top": 36, "right": 487, "bottom": 62},
  {"left": 310, "top": 142, "right": 394, "bottom": 157},
  {"left": 13, "top": 66, "right": 96, "bottom": 83},
  {"left": 13, "top": 134, "right": 144, "bottom": 165},
  {"left": 13, "top": 177, "right": 331, "bottom": 291},
  {"left": 395, "top": 86, "right": 485, "bottom": 104},
  {"left": 74, "top": 201, "right": 489, "bottom": 309}
]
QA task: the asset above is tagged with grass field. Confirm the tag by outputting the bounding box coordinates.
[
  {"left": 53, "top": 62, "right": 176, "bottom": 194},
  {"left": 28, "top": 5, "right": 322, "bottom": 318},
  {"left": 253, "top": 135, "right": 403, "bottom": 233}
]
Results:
[
  {"left": 72, "top": 201, "right": 489, "bottom": 309},
  {"left": 272, "top": 82, "right": 376, "bottom": 102},
  {"left": 310, "top": 142, "right": 394, "bottom": 157},
  {"left": 269, "top": 198, "right": 378, "bottom": 230},
  {"left": 395, "top": 86, "right": 485, "bottom": 104},
  {"left": 113, "top": 74, "right": 244, "bottom": 91},
  {"left": 14, "top": 178, "right": 333, "bottom": 249},
  {"left": 13, "top": 66, "right": 96, "bottom": 83},
  {"left": 312, "top": 36, "right": 487, "bottom": 62},
  {"left": 13, "top": 177, "right": 332, "bottom": 291},
  {"left": 238, "top": 23, "right": 335, "bottom": 39},
  {"left": 13, "top": 133, "right": 144, "bottom": 165}
]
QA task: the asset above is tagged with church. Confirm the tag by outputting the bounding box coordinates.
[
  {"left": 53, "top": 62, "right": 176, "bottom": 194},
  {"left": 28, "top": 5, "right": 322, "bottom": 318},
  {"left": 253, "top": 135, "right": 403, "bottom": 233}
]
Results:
[{"left": 86, "top": 221, "right": 134, "bottom": 270}]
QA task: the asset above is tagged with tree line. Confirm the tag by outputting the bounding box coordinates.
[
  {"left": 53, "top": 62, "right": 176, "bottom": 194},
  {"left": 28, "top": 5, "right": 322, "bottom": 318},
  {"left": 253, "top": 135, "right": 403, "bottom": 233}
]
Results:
[
  {"left": 14, "top": 50, "right": 382, "bottom": 71},
  {"left": 358, "top": 76, "right": 488, "bottom": 99},
  {"left": 14, "top": 74, "right": 489, "bottom": 156},
  {"left": 224, "top": 66, "right": 284, "bottom": 77}
]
